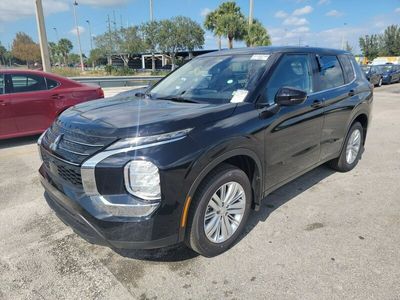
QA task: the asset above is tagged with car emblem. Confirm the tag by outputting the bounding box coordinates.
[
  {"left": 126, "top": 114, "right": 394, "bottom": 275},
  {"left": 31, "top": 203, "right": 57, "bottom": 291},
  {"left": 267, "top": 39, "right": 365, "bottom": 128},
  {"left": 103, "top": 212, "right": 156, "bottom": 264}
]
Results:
[{"left": 50, "top": 134, "right": 63, "bottom": 151}]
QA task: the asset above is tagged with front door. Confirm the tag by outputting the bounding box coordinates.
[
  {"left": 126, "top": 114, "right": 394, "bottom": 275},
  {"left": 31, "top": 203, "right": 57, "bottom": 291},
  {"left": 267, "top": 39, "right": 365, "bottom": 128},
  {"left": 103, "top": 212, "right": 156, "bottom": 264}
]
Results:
[{"left": 262, "top": 53, "right": 324, "bottom": 190}]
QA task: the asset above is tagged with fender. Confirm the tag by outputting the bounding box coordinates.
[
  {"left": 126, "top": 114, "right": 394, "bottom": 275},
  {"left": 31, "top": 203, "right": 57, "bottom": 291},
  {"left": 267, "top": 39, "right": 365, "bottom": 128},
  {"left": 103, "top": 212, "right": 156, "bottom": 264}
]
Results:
[{"left": 178, "top": 147, "right": 263, "bottom": 241}]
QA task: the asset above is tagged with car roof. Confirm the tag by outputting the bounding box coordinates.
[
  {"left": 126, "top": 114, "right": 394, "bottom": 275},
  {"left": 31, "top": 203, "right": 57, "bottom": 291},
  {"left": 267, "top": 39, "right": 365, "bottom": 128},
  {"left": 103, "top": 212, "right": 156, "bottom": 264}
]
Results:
[
  {"left": 199, "top": 46, "right": 350, "bottom": 58},
  {"left": 0, "top": 69, "right": 79, "bottom": 84}
]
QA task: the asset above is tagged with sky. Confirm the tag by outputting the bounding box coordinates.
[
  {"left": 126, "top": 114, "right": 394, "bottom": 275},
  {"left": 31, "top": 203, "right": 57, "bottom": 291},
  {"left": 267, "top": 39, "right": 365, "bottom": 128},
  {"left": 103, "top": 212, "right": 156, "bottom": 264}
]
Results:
[{"left": 0, "top": 0, "right": 399, "bottom": 55}]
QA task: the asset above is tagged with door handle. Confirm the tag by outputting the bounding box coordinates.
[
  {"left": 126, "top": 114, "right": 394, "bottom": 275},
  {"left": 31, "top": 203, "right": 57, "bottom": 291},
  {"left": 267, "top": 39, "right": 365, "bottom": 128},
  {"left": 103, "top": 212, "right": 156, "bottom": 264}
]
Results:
[
  {"left": 348, "top": 90, "right": 355, "bottom": 97},
  {"left": 0, "top": 100, "right": 6, "bottom": 106},
  {"left": 311, "top": 100, "right": 323, "bottom": 108},
  {"left": 51, "top": 94, "right": 62, "bottom": 100}
]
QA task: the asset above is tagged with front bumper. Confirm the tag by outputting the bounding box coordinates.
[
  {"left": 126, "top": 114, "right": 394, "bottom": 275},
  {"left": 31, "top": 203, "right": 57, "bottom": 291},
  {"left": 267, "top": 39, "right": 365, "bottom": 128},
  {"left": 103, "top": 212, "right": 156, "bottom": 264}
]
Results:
[{"left": 40, "top": 171, "right": 179, "bottom": 249}]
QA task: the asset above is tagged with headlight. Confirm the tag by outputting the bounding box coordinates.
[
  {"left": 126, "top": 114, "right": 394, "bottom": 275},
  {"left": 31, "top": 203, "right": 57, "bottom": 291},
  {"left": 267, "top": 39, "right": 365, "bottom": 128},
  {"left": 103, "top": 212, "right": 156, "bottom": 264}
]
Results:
[
  {"left": 106, "top": 128, "right": 192, "bottom": 151},
  {"left": 124, "top": 160, "right": 161, "bottom": 200}
]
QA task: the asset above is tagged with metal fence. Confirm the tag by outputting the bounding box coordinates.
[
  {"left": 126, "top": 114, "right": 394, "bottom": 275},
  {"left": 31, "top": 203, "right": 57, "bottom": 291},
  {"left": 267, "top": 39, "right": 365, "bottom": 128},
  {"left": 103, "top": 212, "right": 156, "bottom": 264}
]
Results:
[{"left": 70, "top": 76, "right": 164, "bottom": 88}]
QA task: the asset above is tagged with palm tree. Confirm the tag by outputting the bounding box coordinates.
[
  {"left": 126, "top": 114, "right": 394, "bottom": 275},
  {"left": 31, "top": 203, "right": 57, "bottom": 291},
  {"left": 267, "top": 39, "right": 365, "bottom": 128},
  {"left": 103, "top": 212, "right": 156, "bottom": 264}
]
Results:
[
  {"left": 245, "top": 19, "right": 271, "bottom": 47},
  {"left": 204, "top": 1, "right": 247, "bottom": 49}
]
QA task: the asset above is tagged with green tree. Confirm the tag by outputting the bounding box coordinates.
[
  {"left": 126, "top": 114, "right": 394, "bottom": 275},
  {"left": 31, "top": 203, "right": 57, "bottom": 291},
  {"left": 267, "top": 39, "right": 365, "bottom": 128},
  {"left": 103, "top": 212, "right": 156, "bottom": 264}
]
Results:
[
  {"left": 245, "top": 19, "right": 271, "bottom": 47},
  {"left": 11, "top": 32, "right": 41, "bottom": 67},
  {"left": 379, "top": 25, "right": 400, "bottom": 56},
  {"left": 359, "top": 34, "right": 380, "bottom": 61},
  {"left": 174, "top": 16, "right": 205, "bottom": 58},
  {"left": 0, "top": 42, "right": 7, "bottom": 66},
  {"left": 48, "top": 42, "right": 60, "bottom": 65},
  {"left": 157, "top": 19, "right": 181, "bottom": 69},
  {"left": 88, "top": 48, "right": 104, "bottom": 68},
  {"left": 204, "top": 1, "right": 247, "bottom": 49},
  {"left": 57, "top": 38, "right": 73, "bottom": 65},
  {"left": 204, "top": 10, "right": 222, "bottom": 50},
  {"left": 119, "top": 26, "right": 146, "bottom": 67},
  {"left": 141, "top": 21, "right": 161, "bottom": 71}
]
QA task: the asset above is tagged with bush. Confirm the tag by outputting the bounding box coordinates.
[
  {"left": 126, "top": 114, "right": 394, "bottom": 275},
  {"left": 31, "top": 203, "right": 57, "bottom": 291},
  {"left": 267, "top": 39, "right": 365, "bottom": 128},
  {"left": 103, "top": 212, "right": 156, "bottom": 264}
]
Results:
[{"left": 150, "top": 70, "right": 171, "bottom": 76}]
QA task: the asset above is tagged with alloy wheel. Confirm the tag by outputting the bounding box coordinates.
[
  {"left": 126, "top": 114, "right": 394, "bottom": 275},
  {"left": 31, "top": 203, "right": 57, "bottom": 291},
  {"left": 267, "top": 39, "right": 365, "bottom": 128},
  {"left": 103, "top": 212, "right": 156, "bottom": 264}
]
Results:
[
  {"left": 203, "top": 182, "right": 246, "bottom": 243},
  {"left": 346, "top": 129, "right": 361, "bottom": 164}
]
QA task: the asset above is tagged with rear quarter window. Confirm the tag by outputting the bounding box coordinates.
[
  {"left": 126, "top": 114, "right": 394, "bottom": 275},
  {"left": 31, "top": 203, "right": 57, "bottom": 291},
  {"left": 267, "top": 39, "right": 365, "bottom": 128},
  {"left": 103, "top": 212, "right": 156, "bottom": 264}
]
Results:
[
  {"left": 46, "top": 78, "right": 60, "bottom": 89},
  {"left": 0, "top": 75, "right": 4, "bottom": 94},
  {"left": 339, "top": 55, "right": 356, "bottom": 83}
]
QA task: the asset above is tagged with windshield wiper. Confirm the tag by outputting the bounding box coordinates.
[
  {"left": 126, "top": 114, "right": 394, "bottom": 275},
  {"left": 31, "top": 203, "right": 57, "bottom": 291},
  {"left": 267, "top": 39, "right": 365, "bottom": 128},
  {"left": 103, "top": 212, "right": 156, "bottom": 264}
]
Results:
[{"left": 156, "top": 95, "right": 198, "bottom": 103}]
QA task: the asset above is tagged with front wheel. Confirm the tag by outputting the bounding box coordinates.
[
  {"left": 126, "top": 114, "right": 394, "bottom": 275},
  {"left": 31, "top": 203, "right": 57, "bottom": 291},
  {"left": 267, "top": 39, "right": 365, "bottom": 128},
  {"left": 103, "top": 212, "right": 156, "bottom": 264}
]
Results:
[
  {"left": 185, "top": 164, "right": 252, "bottom": 257},
  {"left": 377, "top": 77, "right": 383, "bottom": 87},
  {"left": 329, "top": 122, "right": 364, "bottom": 172}
]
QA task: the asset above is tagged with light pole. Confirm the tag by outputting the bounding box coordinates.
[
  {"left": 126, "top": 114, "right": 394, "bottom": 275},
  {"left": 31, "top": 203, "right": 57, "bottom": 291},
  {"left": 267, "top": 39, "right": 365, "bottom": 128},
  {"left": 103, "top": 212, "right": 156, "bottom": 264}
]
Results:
[
  {"left": 149, "top": 0, "right": 154, "bottom": 22},
  {"left": 149, "top": 0, "right": 155, "bottom": 71},
  {"left": 341, "top": 22, "right": 348, "bottom": 50},
  {"left": 86, "top": 20, "right": 93, "bottom": 51},
  {"left": 53, "top": 27, "right": 59, "bottom": 42},
  {"left": 249, "top": 0, "right": 254, "bottom": 25},
  {"left": 34, "top": 0, "right": 51, "bottom": 72},
  {"left": 72, "top": 1, "right": 85, "bottom": 72}
]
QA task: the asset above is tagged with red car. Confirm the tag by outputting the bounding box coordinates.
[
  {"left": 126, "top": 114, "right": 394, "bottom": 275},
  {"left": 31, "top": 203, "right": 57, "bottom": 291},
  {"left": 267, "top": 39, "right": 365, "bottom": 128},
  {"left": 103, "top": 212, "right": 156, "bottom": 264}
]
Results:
[{"left": 0, "top": 69, "right": 104, "bottom": 140}]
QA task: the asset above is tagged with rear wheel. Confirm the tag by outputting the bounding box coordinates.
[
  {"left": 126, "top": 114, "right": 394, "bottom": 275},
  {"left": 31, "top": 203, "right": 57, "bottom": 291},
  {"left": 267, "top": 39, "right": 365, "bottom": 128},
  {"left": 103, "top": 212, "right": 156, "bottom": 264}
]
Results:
[
  {"left": 329, "top": 122, "right": 364, "bottom": 172},
  {"left": 185, "top": 164, "right": 252, "bottom": 257},
  {"left": 377, "top": 77, "right": 383, "bottom": 87}
]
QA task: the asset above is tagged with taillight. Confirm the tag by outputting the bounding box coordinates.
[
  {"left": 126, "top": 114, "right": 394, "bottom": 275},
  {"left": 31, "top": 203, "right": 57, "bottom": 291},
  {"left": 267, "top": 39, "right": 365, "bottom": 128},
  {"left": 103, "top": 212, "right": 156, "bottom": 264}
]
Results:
[{"left": 97, "top": 88, "right": 104, "bottom": 98}]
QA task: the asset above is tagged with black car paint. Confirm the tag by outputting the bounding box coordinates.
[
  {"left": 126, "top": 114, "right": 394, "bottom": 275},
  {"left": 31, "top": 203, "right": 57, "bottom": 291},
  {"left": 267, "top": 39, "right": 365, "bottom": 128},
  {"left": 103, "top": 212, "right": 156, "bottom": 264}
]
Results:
[{"left": 39, "top": 47, "right": 373, "bottom": 249}]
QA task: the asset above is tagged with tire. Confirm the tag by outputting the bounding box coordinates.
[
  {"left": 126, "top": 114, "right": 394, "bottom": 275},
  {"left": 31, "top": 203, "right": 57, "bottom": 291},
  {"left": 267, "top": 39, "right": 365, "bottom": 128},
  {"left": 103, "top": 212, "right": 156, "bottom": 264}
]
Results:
[
  {"left": 377, "top": 78, "right": 383, "bottom": 87},
  {"left": 329, "top": 122, "right": 364, "bottom": 172},
  {"left": 185, "top": 164, "right": 252, "bottom": 257}
]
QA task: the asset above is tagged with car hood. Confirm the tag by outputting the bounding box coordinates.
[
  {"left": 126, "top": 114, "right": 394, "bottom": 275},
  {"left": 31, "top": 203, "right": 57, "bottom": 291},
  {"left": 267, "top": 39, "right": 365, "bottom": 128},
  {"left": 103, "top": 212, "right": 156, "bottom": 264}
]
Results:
[{"left": 57, "top": 96, "right": 237, "bottom": 138}]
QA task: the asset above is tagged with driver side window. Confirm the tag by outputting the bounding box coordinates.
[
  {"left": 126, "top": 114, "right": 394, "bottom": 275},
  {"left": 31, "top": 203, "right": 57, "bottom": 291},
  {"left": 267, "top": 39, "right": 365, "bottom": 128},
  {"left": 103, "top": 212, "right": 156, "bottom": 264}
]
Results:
[{"left": 265, "top": 54, "right": 313, "bottom": 104}]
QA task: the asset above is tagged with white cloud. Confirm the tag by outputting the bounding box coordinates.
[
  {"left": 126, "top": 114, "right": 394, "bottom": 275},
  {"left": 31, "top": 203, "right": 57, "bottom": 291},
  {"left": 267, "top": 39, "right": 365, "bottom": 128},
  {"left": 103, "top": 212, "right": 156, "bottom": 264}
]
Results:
[
  {"left": 292, "top": 26, "right": 310, "bottom": 33},
  {"left": 293, "top": 5, "right": 313, "bottom": 16},
  {"left": 201, "top": 8, "right": 212, "bottom": 17},
  {"left": 70, "top": 26, "right": 86, "bottom": 36},
  {"left": 326, "top": 10, "right": 343, "bottom": 17},
  {"left": 274, "top": 10, "right": 288, "bottom": 18},
  {"left": 0, "top": 0, "right": 68, "bottom": 23},
  {"left": 318, "top": 0, "right": 330, "bottom": 5},
  {"left": 395, "top": 8, "right": 400, "bottom": 14},
  {"left": 283, "top": 16, "right": 309, "bottom": 26}
]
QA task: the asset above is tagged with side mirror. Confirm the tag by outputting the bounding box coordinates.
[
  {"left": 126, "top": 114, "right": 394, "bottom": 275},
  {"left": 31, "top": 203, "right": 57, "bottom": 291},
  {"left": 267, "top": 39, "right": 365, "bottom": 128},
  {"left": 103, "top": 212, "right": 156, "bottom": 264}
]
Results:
[{"left": 275, "top": 87, "right": 307, "bottom": 106}]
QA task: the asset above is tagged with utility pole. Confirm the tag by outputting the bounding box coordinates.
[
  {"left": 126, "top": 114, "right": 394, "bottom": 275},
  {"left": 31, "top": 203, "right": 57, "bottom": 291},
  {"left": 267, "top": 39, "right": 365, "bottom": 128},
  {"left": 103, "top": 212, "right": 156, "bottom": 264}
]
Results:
[
  {"left": 86, "top": 20, "right": 93, "bottom": 51},
  {"left": 34, "top": 0, "right": 51, "bottom": 72},
  {"left": 341, "top": 22, "right": 348, "bottom": 50},
  {"left": 249, "top": 0, "right": 254, "bottom": 25},
  {"left": 107, "top": 15, "right": 113, "bottom": 66},
  {"left": 72, "top": 1, "right": 85, "bottom": 72},
  {"left": 150, "top": 0, "right": 154, "bottom": 22}
]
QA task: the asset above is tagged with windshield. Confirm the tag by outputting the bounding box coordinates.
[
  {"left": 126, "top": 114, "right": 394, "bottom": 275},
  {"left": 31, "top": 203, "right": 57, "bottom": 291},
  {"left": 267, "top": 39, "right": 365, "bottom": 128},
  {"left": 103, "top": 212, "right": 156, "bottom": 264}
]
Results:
[
  {"left": 149, "top": 54, "right": 270, "bottom": 104},
  {"left": 378, "top": 65, "right": 393, "bottom": 73}
]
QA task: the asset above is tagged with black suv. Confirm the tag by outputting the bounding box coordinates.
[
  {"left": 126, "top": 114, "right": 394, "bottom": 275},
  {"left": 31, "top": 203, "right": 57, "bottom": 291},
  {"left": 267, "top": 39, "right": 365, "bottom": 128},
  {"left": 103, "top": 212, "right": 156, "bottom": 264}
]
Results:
[{"left": 39, "top": 47, "right": 372, "bottom": 257}]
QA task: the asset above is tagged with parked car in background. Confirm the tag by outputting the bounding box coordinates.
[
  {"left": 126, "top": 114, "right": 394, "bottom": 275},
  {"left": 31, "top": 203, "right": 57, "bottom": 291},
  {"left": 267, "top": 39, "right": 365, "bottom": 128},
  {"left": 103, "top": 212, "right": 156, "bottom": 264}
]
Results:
[
  {"left": 377, "top": 64, "right": 400, "bottom": 84},
  {"left": 361, "top": 65, "right": 383, "bottom": 87},
  {"left": 39, "top": 47, "right": 372, "bottom": 257},
  {"left": 0, "top": 70, "right": 104, "bottom": 140}
]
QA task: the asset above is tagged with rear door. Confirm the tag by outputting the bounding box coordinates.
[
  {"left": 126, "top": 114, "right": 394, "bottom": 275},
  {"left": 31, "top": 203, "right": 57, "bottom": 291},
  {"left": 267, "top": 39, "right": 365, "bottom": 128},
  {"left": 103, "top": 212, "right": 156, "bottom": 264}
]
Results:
[
  {"left": 0, "top": 74, "right": 18, "bottom": 138},
  {"left": 263, "top": 53, "right": 325, "bottom": 189},
  {"left": 316, "top": 54, "right": 357, "bottom": 161},
  {"left": 7, "top": 73, "right": 57, "bottom": 134}
]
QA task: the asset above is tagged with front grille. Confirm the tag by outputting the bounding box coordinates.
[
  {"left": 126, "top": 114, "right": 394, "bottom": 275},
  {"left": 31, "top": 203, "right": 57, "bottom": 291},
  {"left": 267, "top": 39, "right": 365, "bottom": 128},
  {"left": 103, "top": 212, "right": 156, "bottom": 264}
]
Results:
[
  {"left": 42, "top": 122, "right": 116, "bottom": 165},
  {"left": 41, "top": 148, "right": 83, "bottom": 186}
]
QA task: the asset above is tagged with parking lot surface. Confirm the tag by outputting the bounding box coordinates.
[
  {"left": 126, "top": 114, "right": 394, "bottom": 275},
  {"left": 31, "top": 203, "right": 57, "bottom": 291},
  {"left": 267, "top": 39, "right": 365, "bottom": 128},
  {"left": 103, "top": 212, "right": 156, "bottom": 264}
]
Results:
[{"left": 1, "top": 85, "right": 399, "bottom": 300}]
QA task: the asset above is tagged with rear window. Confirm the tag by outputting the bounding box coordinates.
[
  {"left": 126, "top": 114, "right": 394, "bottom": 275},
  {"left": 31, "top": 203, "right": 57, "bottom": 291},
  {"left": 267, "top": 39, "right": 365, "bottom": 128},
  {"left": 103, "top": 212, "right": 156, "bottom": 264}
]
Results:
[{"left": 317, "top": 55, "right": 345, "bottom": 91}]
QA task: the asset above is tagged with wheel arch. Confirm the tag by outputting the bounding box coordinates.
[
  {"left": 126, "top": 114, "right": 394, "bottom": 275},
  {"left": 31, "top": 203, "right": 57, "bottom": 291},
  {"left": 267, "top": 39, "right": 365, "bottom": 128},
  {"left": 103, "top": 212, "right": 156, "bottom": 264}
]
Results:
[{"left": 179, "top": 148, "right": 263, "bottom": 240}]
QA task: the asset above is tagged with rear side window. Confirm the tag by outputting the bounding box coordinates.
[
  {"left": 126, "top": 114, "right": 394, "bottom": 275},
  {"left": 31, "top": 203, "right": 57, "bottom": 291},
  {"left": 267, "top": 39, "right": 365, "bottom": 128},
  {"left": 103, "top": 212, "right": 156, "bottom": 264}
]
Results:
[
  {"left": 9, "top": 74, "right": 47, "bottom": 93},
  {"left": 317, "top": 55, "right": 345, "bottom": 91},
  {"left": 46, "top": 78, "right": 59, "bottom": 89},
  {"left": 0, "top": 75, "right": 4, "bottom": 95},
  {"left": 339, "top": 55, "right": 356, "bottom": 83}
]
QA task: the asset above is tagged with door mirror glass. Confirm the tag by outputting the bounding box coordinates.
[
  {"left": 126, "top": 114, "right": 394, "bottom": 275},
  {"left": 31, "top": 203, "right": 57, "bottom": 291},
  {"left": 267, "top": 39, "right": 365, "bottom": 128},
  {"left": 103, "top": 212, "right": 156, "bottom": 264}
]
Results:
[{"left": 275, "top": 87, "right": 307, "bottom": 106}]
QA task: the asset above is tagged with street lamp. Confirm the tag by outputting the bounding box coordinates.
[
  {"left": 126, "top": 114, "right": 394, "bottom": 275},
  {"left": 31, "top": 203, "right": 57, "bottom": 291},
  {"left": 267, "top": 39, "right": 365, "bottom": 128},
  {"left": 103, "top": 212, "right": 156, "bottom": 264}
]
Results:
[
  {"left": 34, "top": 0, "right": 51, "bottom": 72},
  {"left": 86, "top": 20, "right": 93, "bottom": 51},
  {"left": 72, "top": 1, "right": 85, "bottom": 72}
]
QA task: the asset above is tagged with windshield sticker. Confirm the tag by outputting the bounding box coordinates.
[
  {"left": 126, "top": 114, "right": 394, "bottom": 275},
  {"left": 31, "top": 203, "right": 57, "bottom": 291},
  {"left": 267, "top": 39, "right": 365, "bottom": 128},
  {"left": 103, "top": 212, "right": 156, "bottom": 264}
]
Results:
[
  {"left": 251, "top": 54, "right": 270, "bottom": 61},
  {"left": 231, "top": 89, "right": 249, "bottom": 103}
]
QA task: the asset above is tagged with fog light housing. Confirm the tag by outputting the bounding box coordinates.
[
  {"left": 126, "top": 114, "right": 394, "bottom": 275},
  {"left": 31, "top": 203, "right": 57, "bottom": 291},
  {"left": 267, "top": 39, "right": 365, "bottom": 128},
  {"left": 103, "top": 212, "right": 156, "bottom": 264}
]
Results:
[{"left": 124, "top": 160, "right": 161, "bottom": 200}]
